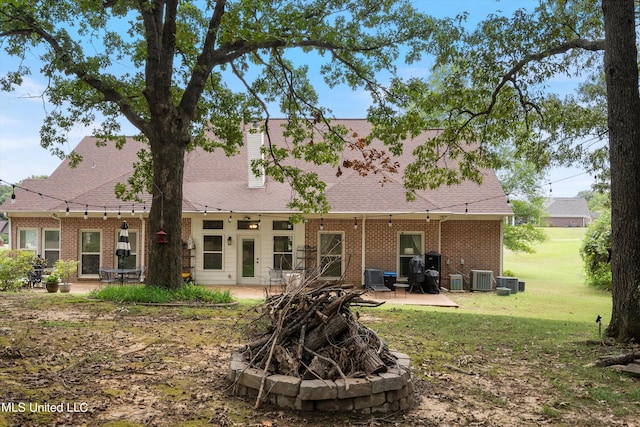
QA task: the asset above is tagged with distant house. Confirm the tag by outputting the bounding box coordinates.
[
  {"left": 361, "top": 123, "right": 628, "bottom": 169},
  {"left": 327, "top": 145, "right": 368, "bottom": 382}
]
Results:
[
  {"left": 543, "top": 197, "right": 592, "bottom": 227},
  {"left": 0, "top": 119, "right": 512, "bottom": 286}
]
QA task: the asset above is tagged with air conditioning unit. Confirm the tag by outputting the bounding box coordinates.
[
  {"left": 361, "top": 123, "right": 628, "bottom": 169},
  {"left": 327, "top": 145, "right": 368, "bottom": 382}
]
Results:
[
  {"left": 496, "top": 276, "right": 519, "bottom": 294},
  {"left": 449, "top": 274, "right": 463, "bottom": 291},
  {"left": 471, "top": 270, "right": 493, "bottom": 291}
]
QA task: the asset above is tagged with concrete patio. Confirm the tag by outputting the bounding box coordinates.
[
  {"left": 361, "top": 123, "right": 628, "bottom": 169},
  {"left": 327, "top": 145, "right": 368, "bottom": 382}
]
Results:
[{"left": 32, "top": 281, "right": 459, "bottom": 308}]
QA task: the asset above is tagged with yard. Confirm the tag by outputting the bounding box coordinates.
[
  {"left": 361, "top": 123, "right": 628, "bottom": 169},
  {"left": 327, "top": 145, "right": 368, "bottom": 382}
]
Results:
[{"left": 1, "top": 228, "right": 638, "bottom": 426}]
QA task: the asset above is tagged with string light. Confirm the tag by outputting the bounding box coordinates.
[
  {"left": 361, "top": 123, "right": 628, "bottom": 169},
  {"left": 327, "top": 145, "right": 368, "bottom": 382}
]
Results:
[
  {"left": 84, "top": 205, "right": 88, "bottom": 220},
  {"left": 204, "top": 205, "right": 208, "bottom": 216},
  {"left": 354, "top": 217, "right": 358, "bottom": 229},
  {"left": 103, "top": 207, "right": 108, "bottom": 220},
  {"left": 320, "top": 216, "right": 324, "bottom": 230},
  {"left": 1, "top": 172, "right": 576, "bottom": 225}
]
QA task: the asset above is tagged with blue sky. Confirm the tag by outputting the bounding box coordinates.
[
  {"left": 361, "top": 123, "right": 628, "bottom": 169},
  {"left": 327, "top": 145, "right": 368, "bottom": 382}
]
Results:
[{"left": 0, "top": 0, "right": 596, "bottom": 196}]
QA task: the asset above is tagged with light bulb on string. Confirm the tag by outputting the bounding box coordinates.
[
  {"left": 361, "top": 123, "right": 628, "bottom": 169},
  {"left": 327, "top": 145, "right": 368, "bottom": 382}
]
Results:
[
  {"left": 228, "top": 212, "right": 233, "bottom": 223},
  {"left": 426, "top": 210, "right": 430, "bottom": 223},
  {"left": 65, "top": 202, "right": 70, "bottom": 217},
  {"left": 84, "top": 205, "right": 88, "bottom": 220},
  {"left": 117, "top": 206, "right": 121, "bottom": 219},
  {"left": 320, "top": 216, "right": 324, "bottom": 230},
  {"left": 204, "top": 205, "right": 208, "bottom": 216},
  {"left": 103, "top": 207, "right": 108, "bottom": 220},
  {"left": 354, "top": 217, "right": 358, "bottom": 229},
  {"left": 465, "top": 203, "right": 468, "bottom": 214},
  {"left": 131, "top": 204, "right": 135, "bottom": 216},
  {"left": 10, "top": 186, "right": 16, "bottom": 204},
  {"left": 388, "top": 214, "right": 392, "bottom": 227}
]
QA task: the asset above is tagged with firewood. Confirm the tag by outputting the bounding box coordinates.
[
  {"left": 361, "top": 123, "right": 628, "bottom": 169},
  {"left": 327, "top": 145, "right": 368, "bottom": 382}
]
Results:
[{"left": 240, "top": 280, "right": 396, "bottom": 398}]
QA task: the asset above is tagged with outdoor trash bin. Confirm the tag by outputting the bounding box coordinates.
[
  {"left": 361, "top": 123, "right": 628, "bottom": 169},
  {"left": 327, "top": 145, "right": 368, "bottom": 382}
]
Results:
[{"left": 383, "top": 271, "right": 397, "bottom": 290}]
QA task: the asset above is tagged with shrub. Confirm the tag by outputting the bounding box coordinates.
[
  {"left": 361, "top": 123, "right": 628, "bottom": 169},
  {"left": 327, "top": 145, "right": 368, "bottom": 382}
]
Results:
[
  {"left": 53, "top": 259, "right": 79, "bottom": 284},
  {"left": 0, "top": 250, "right": 34, "bottom": 291},
  {"left": 580, "top": 210, "right": 612, "bottom": 290},
  {"left": 89, "top": 284, "right": 233, "bottom": 304}
]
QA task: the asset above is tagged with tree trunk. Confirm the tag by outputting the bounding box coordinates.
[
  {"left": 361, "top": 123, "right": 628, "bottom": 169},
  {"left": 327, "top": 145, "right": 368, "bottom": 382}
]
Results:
[
  {"left": 602, "top": 0, "right": 640, "bottom": 342},
  {"left": 145, "top": 130, "right": 187, "bottom": 290}
]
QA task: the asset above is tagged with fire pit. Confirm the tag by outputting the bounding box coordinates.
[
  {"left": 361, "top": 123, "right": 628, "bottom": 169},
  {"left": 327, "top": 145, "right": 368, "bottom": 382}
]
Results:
[
  {"left": 228, "top": 283, "right": 414, "bottom": 413},
  {"left": 229, "top": 350, "right": 413, "bottom": 413}
]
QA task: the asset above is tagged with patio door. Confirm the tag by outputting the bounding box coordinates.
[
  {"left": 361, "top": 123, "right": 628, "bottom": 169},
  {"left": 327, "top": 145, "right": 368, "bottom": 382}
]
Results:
[{"left": 238, "top": 236, "right": 260, "bottom": 285}]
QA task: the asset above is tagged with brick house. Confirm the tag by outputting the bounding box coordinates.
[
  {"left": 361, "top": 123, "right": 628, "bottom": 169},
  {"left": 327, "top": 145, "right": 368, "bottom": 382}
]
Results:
[
  {"left": 1, "top": 119, "right": 512, "bottom": 287},
  {"left": 543, "top": 197, "right": 592, "bottom": 227}
]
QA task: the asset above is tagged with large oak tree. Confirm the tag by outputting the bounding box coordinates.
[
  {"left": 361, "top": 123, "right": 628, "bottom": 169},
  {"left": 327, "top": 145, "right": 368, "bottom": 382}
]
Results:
[
  {"left": 0, "top": 0, "right": 441, "bottom": 289},
  {"left": 368, "top": 0, "right": 638, "bottom": 342}
]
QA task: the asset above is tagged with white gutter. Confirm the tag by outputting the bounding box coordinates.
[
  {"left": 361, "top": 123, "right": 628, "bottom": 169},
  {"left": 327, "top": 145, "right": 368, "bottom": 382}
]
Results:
[
  {"left": 140, "top": 215, "right": 146, "bottom": 279},
  {"left": 437, "top": 215, "right": 449, "bottom": 253},
  {"left": 360, "top": 216, "right": 366, "bottom": 279}
]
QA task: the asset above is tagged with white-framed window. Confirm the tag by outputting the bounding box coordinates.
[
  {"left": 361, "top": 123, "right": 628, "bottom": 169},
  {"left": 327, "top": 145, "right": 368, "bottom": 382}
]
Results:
[
  {"left": 203, "top": 235, "right": 223, "bottom": 270},
  {"left": 43, "top": 229, "right": 60, "bottom": 266},
  {"left": 114, "top": 230, "right": 138, "bottom": 268},
  {"left": 80, "top": 231, "right": 101, "bottom": 276},
  {"left": 273, "top": 236, "right": 293, "bottom": 270},
  {"left": 318, "top": 232, "right": 344, "bottom": 278},
  {"left": 18, "top": 229, "right": 38, "bottom": 251},
  {"left": 398, "top": 233, "right": 423, "bottom": 278}
]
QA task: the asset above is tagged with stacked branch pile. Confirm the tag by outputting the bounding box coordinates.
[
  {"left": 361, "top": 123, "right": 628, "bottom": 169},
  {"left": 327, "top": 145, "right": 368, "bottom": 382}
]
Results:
[{"left": 240, "top": 283, "right": 397, "bottom": 383}]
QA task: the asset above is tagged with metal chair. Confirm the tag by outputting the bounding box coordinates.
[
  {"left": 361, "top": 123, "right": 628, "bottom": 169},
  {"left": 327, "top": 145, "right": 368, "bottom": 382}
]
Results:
[
  {"left": 98, "top": 268, "right": 117, "bottom": 286},
  {"left": 124, "top": 267, "right": 144, "bottom": 284},
  {"left": 268, "top": 268, "right": 285, "bottom": 291}
]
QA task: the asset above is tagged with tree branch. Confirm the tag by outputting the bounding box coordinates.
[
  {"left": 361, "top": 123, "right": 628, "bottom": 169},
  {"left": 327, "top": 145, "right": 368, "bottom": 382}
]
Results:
[{"left": 459, "top": 38, "right": 605, "bottom": 129}]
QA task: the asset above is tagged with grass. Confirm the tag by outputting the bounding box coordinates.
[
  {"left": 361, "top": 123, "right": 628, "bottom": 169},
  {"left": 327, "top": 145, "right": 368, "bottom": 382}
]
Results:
[
  {"left": 2, "top": 228, "right": 633, "bottom": 425},
  {"left": 352, "top": 228, "right": 635, "bottom": 422},
  {"left": 88, "top": 283, "right": 234, "bottom": 304}
]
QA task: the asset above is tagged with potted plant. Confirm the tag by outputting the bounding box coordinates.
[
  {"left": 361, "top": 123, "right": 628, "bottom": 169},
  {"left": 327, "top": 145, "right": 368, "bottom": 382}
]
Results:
[
  {"left": 45, "top": 273, "right": 60, "bottom": 293},
  {"left": 53, "top": 259, "right": 79, "bottom": 293}
]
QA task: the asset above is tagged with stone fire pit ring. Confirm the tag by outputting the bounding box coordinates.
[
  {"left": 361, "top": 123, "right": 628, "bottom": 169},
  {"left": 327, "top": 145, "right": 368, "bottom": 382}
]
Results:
[{"left": 229, "top": 351, "right": 414, "bottom": 414}]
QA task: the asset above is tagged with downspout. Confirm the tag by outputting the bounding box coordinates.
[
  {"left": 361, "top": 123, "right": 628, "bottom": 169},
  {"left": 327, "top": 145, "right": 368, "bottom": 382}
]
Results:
[
  {"left": 437, "top": 215, "right": 448, "bottom": 253},
  {"left": 499, "top": 217, "right": 505, "bottom": 275},
  {"left": 360, "top": 216, "right": 366, "bottom": 284},
  {"left": 140, "top": 216, "right": 146, "bottom": 280}
]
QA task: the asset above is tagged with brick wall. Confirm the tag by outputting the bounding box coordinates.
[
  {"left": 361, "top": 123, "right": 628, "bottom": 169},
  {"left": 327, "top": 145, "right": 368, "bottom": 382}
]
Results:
[
  {"left": 8, "top": 216, "right": 192, "bottom": 282},
  {"left": 440, "top": 220, "right": 502, "bottom": 278},
  {"left": 306, "top": 218, "right": 503, "bottom": 286}
]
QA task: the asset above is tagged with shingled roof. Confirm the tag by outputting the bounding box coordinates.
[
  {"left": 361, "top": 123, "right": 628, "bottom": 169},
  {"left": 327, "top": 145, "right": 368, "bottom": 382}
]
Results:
[
  {"left": 2, "top": 119, "right": 512, "bottom": 217},
  {"left": 544, "top": 197, "right": 591, "bottom": 219}
]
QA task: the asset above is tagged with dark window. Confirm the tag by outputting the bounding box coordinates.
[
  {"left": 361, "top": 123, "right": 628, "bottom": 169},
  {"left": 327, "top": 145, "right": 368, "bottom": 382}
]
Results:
[
  {"left": 203, "top": 220, "right": 224, "bottom": 229},
  {"left": 272, "top": 220, "right": 293, "bottom": 230}
]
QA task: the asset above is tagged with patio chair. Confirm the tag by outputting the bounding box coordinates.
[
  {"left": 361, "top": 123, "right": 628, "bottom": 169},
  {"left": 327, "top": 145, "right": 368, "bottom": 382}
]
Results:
[
  {"left": 364, "top": 269, "right": 392, "bottom": 294},
  {"left": 268, "top": 268, "right": 285, "bottom": 291},
  {"left": 98, "top": 268, "right": 117, "bottom": 286},
  {"left": 124, "top": 267, "right": 144, "bottom": 284}
]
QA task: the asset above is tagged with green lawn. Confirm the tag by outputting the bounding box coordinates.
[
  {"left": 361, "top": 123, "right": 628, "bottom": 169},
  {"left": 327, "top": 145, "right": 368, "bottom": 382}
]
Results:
[
  {"left": 436, "top": 227, "right": 612, "bottom": 324},
  {"left": 355, "top": 228, "right": 635, "bottom": 425}
]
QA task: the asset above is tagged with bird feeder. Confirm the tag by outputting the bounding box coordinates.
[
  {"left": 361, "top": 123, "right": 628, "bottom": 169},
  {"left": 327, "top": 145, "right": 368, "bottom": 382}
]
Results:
[{"left": 155, "top": 228, "right": 168, "bottom": 244}]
